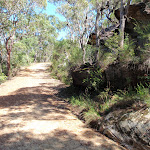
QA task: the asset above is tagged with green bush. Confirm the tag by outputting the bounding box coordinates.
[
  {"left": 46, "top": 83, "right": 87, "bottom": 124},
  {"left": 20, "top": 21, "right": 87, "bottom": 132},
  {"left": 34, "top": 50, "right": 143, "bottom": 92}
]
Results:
[
  {"left": 83, "top": 67, "right": 103, "bottom": 92},
  {"left": 0, "top": 73, "right": 7, "bottom": 84},
  {"left": 134, "top": 22, "right": 150, "bottom": 61},
  {"left": 50, "top": 39, "right": 83, "bottom": 84},
  {"left": 136, "top": 83, "right": 150, "bottom": 106},
  {"left": 68, "top": 93, "right": 100, "bottom": 124},
  {"left": 104, "top": 33, "right": 136, "bottom": 63}
]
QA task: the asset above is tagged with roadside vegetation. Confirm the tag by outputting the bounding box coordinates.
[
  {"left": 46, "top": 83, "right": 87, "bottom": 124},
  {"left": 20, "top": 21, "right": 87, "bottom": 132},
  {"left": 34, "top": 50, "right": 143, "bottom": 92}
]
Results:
[
  {"left": 59, "top": 80, "right": 150, "bottom": 125},
  {"left": 48, "top": 0, "right": 150, "bottom": 127},
  {"left": 50, "top": 24, "right": 150, "bottom": 126}
]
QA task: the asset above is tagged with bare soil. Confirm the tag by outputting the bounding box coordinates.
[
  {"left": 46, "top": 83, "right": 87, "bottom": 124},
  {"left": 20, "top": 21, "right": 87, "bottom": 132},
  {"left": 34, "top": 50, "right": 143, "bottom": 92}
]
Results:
[{"left": 0, "top": 63, "right": 126, "bottom": 150}]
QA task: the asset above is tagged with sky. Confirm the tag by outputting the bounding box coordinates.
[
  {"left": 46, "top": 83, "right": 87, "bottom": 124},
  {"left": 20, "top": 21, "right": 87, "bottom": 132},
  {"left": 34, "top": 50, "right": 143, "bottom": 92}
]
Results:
[{"left": 43, "top": 2, "right": 67, "bottom": 40}]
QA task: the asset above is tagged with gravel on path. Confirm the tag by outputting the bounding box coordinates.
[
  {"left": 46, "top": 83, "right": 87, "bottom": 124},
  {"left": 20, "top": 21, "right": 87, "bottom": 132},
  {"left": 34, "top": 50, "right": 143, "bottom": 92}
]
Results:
[{"left": 0, "top": 63, "right": 126, "bottom": 150}]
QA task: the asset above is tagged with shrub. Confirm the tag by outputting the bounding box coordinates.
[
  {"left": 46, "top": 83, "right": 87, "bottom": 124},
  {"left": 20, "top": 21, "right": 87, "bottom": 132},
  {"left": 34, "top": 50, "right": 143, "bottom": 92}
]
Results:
[
  {"left": 0, "top": 73, "right": 7, "bottom": 84},
  {"left": 136, "top": 83, "right": 150, "bottom": 106},
  {"left": 83, "top": 67, "right": 103, "bottom": 92},
  {"left": 50, "top": 39, "right": 83, "bottom": 84}
]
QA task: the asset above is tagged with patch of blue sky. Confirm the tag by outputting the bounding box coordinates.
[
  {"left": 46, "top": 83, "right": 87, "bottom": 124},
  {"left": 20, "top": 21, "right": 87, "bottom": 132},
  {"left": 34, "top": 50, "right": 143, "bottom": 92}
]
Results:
[{"left": 43, "top": 2, "right": 67, "bottom": 40}]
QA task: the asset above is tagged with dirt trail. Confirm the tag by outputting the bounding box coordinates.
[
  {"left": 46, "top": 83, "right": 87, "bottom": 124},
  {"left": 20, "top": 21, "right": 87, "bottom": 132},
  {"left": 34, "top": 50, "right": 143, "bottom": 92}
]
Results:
[{"left": 0, "top": 63, "right": 126, "bottom": 150}]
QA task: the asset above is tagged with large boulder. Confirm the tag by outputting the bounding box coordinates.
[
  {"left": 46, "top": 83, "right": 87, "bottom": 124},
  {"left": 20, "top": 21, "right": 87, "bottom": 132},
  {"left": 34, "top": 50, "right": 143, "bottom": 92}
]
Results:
[
  {"left": 71, "top": 60, "right": 150, "bottom": 90},
  {"left": 71, "top": 64, "right": 92, "bottom": 87},
  {"left": 88, "top": 2, "right": 150, "bottom": 47},
  {"left": 99, "top": 107, "right": 150, "bottom": 150},
  {"left": 115, "top": 2, "right": 150, "bottom": 22},
  {"left": 104, "top": 60, "right": 150, "bottom": 90},
  {"left": 71, "top": 63, "right": 105, "bottom": 88},
  {"left": 115, "top": 2, "right": 150, "bottom": 37}
]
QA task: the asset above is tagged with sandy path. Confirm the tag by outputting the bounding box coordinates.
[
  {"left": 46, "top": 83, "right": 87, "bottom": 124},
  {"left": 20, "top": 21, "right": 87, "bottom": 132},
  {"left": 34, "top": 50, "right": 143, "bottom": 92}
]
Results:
[{"left": 0, "top": 63, "right": 126, "bottom": 150}]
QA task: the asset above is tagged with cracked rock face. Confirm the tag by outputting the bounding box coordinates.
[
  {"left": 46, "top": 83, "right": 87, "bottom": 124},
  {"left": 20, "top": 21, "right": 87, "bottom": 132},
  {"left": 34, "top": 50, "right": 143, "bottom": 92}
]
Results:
[
  {"left": 115, "top": 2, "right": 150, "bottom": 22},
  {"left": 88, "top": 2, "right": 150, "bottom": 47},
  {"left": 119, "top": 108, "right": 150, "bottom": 147},
  {"left": 115, "top": 2, "right": 150, "bottom": 35},
  {"left": 99, "top": 108, "right": 150, "bottom": 150}
]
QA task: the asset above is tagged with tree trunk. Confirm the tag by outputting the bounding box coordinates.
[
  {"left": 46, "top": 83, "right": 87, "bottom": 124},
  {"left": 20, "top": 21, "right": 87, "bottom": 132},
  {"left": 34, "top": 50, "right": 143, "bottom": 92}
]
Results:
[
  {"left": 125, "top": 0, "right": 130, "bottom": 15},
  {"left": 120, "top": 0, "right": 125, "bottom": 49},
  {"left": 79, "top": 13, "right": 88, "bottom": 64},
  {"left": 83, "top": 47, "right": 86, "bottom": 64},
  {"left": 0, "top": 48, "right": 3, "bottom": 73},
  {"left": 94, "top": 7, "right": 101, "bottom": 63},
  {"left": 7, "top": 51, "right": 11, "bottom": 77},
  {"left": 95, "top": 10, "right": 100, "bottom": 48},
  {"left": 0, "top": 61, "right": 2, "bottom": 73},
  {"left": 80, "top": 41, "right": 86, "bottom": 64},
  {"left": 5, "top": 35, "right": 14, "bottom": 77},
  {"left": 120, "top": 0, "right": 131, "bottom": 48}
]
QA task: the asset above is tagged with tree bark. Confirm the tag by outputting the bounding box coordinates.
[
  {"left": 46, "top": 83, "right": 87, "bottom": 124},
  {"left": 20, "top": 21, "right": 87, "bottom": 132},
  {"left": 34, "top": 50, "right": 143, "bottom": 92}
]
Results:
[
  {"left": 94, "top": 6, "right": 101, "bottom": 63},
  {"left": 6, "top": 39, "right": 11, "bottom": 77},
  {"left": 81, "top": 43, "right": 86, "bottom": 64},
  {"left": 120, "top": 0, "right": 125, "bottom": 49},
  {"left": 0, "top": 45, "right": 3, "bottom": 73},
  {"left": 5, "top": 33, "right": 14, "bottom": 77},
  {"left": 79, "top": 13, "right": 88, "bottom": 64},
  {"left": 120, "top": 0, "right": 131, "bottom": 48},
  {"left": 7, "top": 51, "right": 11, "bottom": 77}
]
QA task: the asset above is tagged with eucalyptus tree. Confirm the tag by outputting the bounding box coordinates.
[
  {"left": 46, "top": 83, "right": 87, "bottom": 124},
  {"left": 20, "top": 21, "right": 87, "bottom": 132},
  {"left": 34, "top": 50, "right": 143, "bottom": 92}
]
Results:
[
  {"left": 49, "top": 0, "right": 122, "bottom": 63},
  {"left": 49, "top": 0, "right": 143, "bottom": 63},
  {"left": 24, "top": 14, "right": 62, "bottom": 62},
  {"left": 90, "top": 0, "right": 105, "bottom": 63},
  {"left": 0, "top": 42, "right": 4, "bottom": 73},
  {"left": 56, "top": 0, "right": 96, "bottom": 63},
  {"left": 119, "top": 0, "right": 131, "bottom": 48},
  {"left": 89, "top": 0, "right": 121, "bottom": 63},
  {"left": 0, "top": 0, "right": 47, "bottom": 76}
]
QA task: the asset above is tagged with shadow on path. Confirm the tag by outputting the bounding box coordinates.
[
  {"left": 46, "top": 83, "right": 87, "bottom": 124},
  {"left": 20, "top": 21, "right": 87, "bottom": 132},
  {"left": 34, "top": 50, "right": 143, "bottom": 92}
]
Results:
[{"left": 0, "top": 63, "right": 126, "bottom": 150}]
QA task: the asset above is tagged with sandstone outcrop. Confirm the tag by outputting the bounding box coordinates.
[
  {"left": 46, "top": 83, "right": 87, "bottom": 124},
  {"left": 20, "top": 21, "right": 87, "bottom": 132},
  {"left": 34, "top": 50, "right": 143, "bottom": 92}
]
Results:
[
  {"left": 73, "top": 2, "right": 150, "bottom": 89},
  {"left": 88, "top": 2, "right": 150, "bottom": 47},
  {"left": 99, "top": 107, "right": 150, "bottom": 150},
  {"left": 71, "top": 60, "right": 150, "bottom": 90},
  {"left": 71, "top": 2, "right": 150, "bottom": 150},
  {"left": 115, "top": 2, "right": 150, "bottom": 39}
]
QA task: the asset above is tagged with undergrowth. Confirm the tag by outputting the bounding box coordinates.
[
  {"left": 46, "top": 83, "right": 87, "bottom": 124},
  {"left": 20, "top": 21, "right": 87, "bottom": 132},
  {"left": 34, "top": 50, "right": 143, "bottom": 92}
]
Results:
[
  {"left": 61, "top": 82, "right": 150, "bottom": 125},
  {"left": 0, "top": 73, "right": 7, "bottom": 84}
]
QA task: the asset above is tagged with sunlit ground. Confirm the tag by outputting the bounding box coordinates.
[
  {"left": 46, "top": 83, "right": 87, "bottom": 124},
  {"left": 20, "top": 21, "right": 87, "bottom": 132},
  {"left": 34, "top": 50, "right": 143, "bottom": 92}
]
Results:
[{"left": 0, "top": 63, "right": 125, "bottom": 150}]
